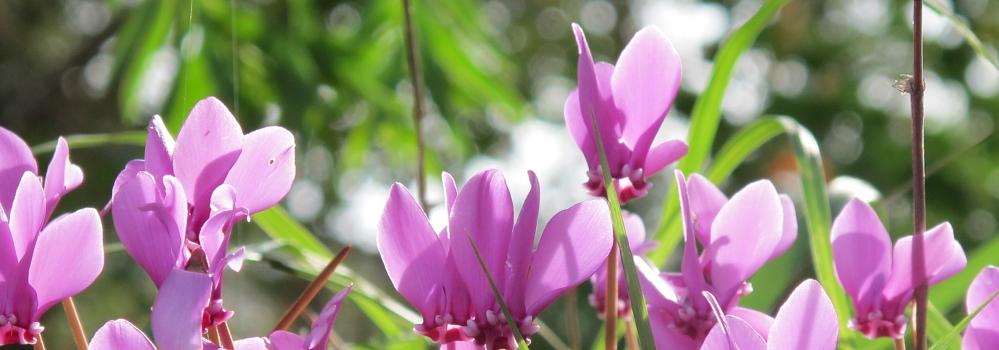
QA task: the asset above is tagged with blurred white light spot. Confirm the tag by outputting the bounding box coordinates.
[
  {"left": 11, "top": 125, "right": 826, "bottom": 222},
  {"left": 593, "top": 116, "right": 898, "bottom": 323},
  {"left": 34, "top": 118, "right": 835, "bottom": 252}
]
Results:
[
  {"left": 83, "top": 53, "right": 114, "bottom": 98},
  {"left": 770, "top": 59, "right": 809, "bottom": 97},
  {"left": 966, "top": 210, "right": 996, "bottom": 242},
  {"left": 845, "top": 0, "right": 888, "bottom": 34},
  {"left": 327, "top": 180, "right": 389, "bottom": 254},
  {"left": 68, "top": 1, "right": 110, "bottom": 36},
  {"left": 824, "top": 125, "right": 863, "bottom": 164},
  {"left": 263, "top": 103, "right": 281, "bottom": 126},
  {"left": 327, "top": 4, "right": 361, "bottom": 36},
  {"left": 303, "top": 146, "right": 334, "bottom": 182},
  {"left": 923, "top": 72, "right": 969, "bottom": 132},
  {"left": 534, "top": 76, "right": 574, "bottom": 122},
  {"left": 828, "top": 176, "right": 882, "bottom": 203},
  {"left": 581, "top": 1, "right": 617, "bottom": 35},
  {"left": 637, "top": 0, "right": 728, "bottom": 54},
  {"left": 907, "top": 1, "right": 964, "bottom": 48},
  {"left": 858, "top": 75, "right": 901, "bottom": 111},
  {"left": 180, "top": 25, "right": 204, "bottom": 58},
  {"left": 287, "top": 179, "right": 324, "bottom": 221},
  {"left": 316, "top": 84, "right": 338, "bottom": 104},
  {"left": 722, "top": 81, "right": 765, "bottom": 125},
  {"left": 481, "top": 1, "right": 511, "bottom": 34},
  {"left": 536, "top": 7, "right": 570, "bottom": 41},
  {"left": 965, "top": 56, "right": 999, "bottom": 97},
  {"left": 139, "top": 48, "right": 179, "bottom": 116}
]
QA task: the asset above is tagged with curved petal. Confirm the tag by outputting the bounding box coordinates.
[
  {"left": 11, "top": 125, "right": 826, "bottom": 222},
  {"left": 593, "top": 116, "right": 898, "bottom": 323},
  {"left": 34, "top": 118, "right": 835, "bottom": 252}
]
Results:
[
  {"left": 441, "top": 341, "right": 487, "bottom": 350},
  {"left": 112, "top": 173, "right": 187, "bottom": 288},
  {"left": 0, "top": 126, "right": 37, "bottom": 211},
  {"left": 623, "top": 210, "right": 647, "bottom": 250},
  {"left": 676, "top": 170, "right": 710, "bottom": 312},
  {"left": 709, "top": 180, "right": 783, "bottom": 304},
  {"left": 28, "top": 208, "right": 103, "bottom": 317},
  {"left": 686, "top": 173, "right": 728, "bottom": 245},
  {"left": 643, "top": 140, "right": 688, "bottom": 177},
  {"left": 232, "top": 337, "right": 268, "bottom": 350},
  {"left": 223, "top": 127, "right": 296, "bottom": 214},
  {"left": 637, "top": 258, "right": 679, "bottom": 308},
  {"left": 443, "top": 172, "right": 458, "bottom": 213},
  {"left": 144, "top": 115, "right": 176, "bottom": 180},
  {"left": 377, "top": 183, "right": 445, "bottom": 322},
  {"left": 43, "top": 137, "right": 84, "bottom": 218},
  {"left": 504, "top": 171, "right": 540, "bottom": 316},
  {"left": 9, "top": 172, "right": 45, "bottom": 261},
  {"left": 268, "top": 331, "right": 305, "bottom": 350},
  {"left": 613, "top": 26, "right": 682, "bottom": 171},
  {"left": 570, "top": 23, "right": 624, "bottom": 172},
  {"left": 90, "top": 319, "right": 156, "bottom": 350},
  {"left": 152, "top": 269, "right": 213, "bottom": 350},
  {"left": 965, "top": 266, "right": 999, "bottom": 350},
  {"left": 830, "top": 198, "right": 891, "bottom": 313},
  {"left": 883, "top": 222, "right": 966, "bottom": 300},
  {"left": 172, "top": 97, "right": 244, "bottom": 213},
  {"left": 448, "top": 169, "right": 514, "bottom": 318},
  {"left": 729, "top": 307, "right": 775, "bottom": 341},
  {"left": 770, "top": 194, "right": 798, "bottom": 261},
  {"left": 565, "top": 64, "right": 619, "bottom": 171},
  {"left": 768, "top": 279, "right": 837, "bottom": 350},
  {"left": 304, "top": 285, "right": 352, "bottom": 350},
  {"left": 963, "top": 326, "right": 998, "bottom": 350},
  {"left": 525, "top": 199, "right": 613, "bottom": 316},
  {"left": 701, "top": 315, "right": 767, "bottom": 350},
  {"left": 110, "top": 160, "right": 145, "bottom": 205}
]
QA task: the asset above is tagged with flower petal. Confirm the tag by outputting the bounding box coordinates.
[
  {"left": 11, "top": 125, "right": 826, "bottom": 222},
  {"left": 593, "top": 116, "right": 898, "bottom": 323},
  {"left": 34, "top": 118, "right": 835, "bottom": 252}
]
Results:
[
  {"left": 304, "top": 285, "right": 352, "bottom": 350},
  {"left": 267, "top": 331, "right": 305, "bottom": 350},
  {"left": 504, "top": 171, "right": 540, "bottom": 316},
  {"left": 144, "top": 115, "right": 176, "bottom": 180},
  {"left": 643, "top": 140, "right": 688, "bottom": 178},
  {"left": 965, "top": 266, "right": 999, "bottom": 350},
  {"left": 623, "top": 210, "right": 647, "bottom": 250},
  {"left": 112, "top": 173, "right": 188, "bottom": 288},
  {"left": 769, "top": 194, "right": 798, "bottom": 261},
  {"left": 883, "top": 222, "right": 966, "bottom": 300},
  {"left": 9, "top": 172, "right": 45, "bottom": 261},
  {"left": 152, "top": 269, "right": 213, "bottom": 350},
  {"left": 443, "top": 172, "right": 458, "bottom": 213},
  {"left": 525, "top": 199, "right": 613, "bottom": 316},
  {"left": 90, "top": 319, "right": 156, "bottom": 350},
  {"left": 223, "top": 126, "right": 296, "bottom": 214},
  {"left": 676, "top": 170, "right": 711, "bottom": 312},
  {"left": 441, "top": 341, "right": 487, "bottom": 350},
  {"left": 612, "top": 26, "right": 682, "bottom": 171},
  {"left": 649, "top": 309, "right": 697, "bottom": 350},
  {"left": 767, "top": 279, "right": 838, "bottom": 350},
  {"left": 830, "top": 198, "right": 891, "bottom": 313},
  {"left": 172, "top": 97, "right": 244, "bottom": 215},
  {"left": 28, "top": 207, "right": 103, "bottom": 317},
  {"left": 701, "top": 315, "right": 767, "bottom": 350},
  {"left": 569, "top": 23, "right": 624, "bottom": 171},
  {"left": 377, "top": 183, "right": 446, "bottom": 323},
  {"left": 43, "top": 137, "right": 84, "bottom": 218},
  {"left": 232, "top": 337, "right": 268, "bottom": 350},
  {"left": 109, "top": 160, "right": 145, "bottom": 208},
  {"left": 0, "top": 126, "right": 37, "bottom": 211},
  {"left": 729, "top": 307, "right": 775, "bottom": 341},
  {"left": 686, "top": 173, "right": 728, "bottom": 245}
]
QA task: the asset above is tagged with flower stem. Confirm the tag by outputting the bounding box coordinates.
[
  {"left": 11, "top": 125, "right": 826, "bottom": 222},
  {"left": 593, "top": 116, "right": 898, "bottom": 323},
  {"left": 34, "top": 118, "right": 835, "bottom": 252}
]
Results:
[
  {"left": 909, "top": 0, "right": 928, "bottom": 349},
  {"left": 217, "top": 322, "right": 235, "bottom": 350},
  {"left": 402, "top": 0, "right": 428, "bottom": 211},
  {"left": 33, "top": 333, "right": 46, "bottom": 350},
  {"left": 895, "top": 337, "right": 907, "bottom": 350},
  {"left": 565, "top": 287, "right": 581, "bottom": 350},
  {"left": 603, "top": 241, "right": 619, "bottom": 350},
  {"left": 625, "top": 321, "right": 638, "bottom": 350},
  {"left": 273, "top": 245, "right": 352, "bottom": 332},
  {"left": 207, "top": 326, "right": 221, "bottom": 345},
  {"left": 62, "top": 297, "right": 88, "bottom": 350}
]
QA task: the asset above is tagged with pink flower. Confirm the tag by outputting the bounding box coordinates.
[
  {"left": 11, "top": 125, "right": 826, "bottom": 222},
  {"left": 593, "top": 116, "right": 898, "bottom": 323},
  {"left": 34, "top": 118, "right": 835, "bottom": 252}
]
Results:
[
  {"left": 565, "top": 24, "right": 688, "bottom": 203},
  {"left": 378, "top": 169, "right": 614, "bottom": 348},
  {"left": 964, "top": 265, "right": 999, "bottom": 350},
  {"left": 0, "top": 128, "right": 102, "bottom": 345},
  {"left": 111, "top": 97, "right": 296, "bottom": 329},
  {"left": 831, "top": 198, "right": 966, "bottom": 339}
]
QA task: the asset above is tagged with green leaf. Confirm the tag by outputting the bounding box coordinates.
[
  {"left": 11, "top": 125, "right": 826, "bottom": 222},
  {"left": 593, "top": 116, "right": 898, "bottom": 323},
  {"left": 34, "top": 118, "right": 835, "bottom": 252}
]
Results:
[
  {"left": 649, "top": 0, "right": 793, "bottom": 264},
  {"left": 464, "top": 230, "right": 530, "bottom": 350},
  {"left": 927, "top": 301, "right": 959, "bottom": 350},
  {"left": 929, "top": 289, "right": 999, "bottom": 350},
  {"left": 118, "top": 0, "right": 176, "bottom": 125},
  {"left": 29, "top": 131, "right": 147, "bottom": 155},
  {"left": 925, "top": 0, "right": 999, "bottom": 71},
  {"left": 704, "top": 117, "right": 786, "bottom": 183}
]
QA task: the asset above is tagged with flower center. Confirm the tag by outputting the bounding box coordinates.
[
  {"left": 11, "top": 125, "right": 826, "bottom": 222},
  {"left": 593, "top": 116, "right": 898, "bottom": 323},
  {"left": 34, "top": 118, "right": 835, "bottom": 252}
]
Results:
[{"left": 0, "top": 314, "right": 44, "bottom": 345}]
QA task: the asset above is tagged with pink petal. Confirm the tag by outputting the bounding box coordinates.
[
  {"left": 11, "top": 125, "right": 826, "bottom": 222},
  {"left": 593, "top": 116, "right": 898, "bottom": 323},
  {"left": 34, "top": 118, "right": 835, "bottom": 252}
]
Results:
[
  {"left": 0, "top": 126, "right": 37, "bottom": 211},
  {"left": 441, "top": 341, "right": 487, "bottom": 350},
  {"left": 9, "top": 172, "right": 45, "bottom": 261},
  {"left": 729, "top": 307, "right": 775, "bottom": 341},
  {"left": 232, "top": 337, "right": 268, "bottom": 350},
  {"left": 525, "top": 199, "right": 613, "bottom": 316},
  {"left": 830, "top": 198, "right": 891, "bottom": 313},
  {"left": 643, "top": 140, "right": 688, "bottom": 178},
  {"left": 649, "top": 309, "right": 698, "bottom": 350},
  {"left": 963, "top": 326, "right": 996, "bottom": 350},
  {"left": 152, "top": 269, "right": 213, "bottom": 350},
  {"left": 883, "top": 222, "right": 966, "bottom": 301},
  {"left": 43, "top": 137, "right": 84, "bottom": 218},
  {"left": 377, "top": 183, "right": 446, "bottom": 322},
  {"left": 769, "top": 194, "right": 798, "bottom": 261},
  {"left": 28, "top": 207, "right": 103, "bottom": 318},
  {"left": 709, "top": 180, "right": 783, "bottom": 304},
  {"left": 110, "top": 160, "right": 145, "bottom": 205},
  {"left": 702, "top": 315, "right": 767, "bottom": 350},
  {"left": 172, "top": 97, "right": 244, "bottom": 214},
  {"left": 636, "top": 258, "right": 679, "bottom": 308},
  {"left": 767, "top": 279, "right": 838, "bottom": 350},
  {"left": 304, "top": 285, "right": 352, "bottom": 350},
  {"left": 267, "top": 331, "right": 305, "bottom": 350},
  {"left": 448, "top": 169, "right": 514, "bottom": 318},
  {"left": 223, "top": 126, "right": 296, "bottom": 214},
  {"left": 675, "top": 170, "right": 711, "bottom": 312},
  {"left": 144, "top": 115, "right": 176, "bottom": 180},
  {"left": 201, "top": 185, "right": 238, "bottom": 266},
  {"left": 570, "top": 23, "right": 624, "bottom": 171},
  {"left": 90, "top": 319, "right": 156, "bottom": 350},
  {"left": 623, "top": 210, "right": 647, "bottom": 250},
  {"left": 612, "top": 26, "right": 682, "bottom": 171},
  {"left": 443, "top": 172, "right": 458, "bottom": 213},
  {"left": 686, "top": 173, "right": 728, "bottom": 245},
  {"left": 966, "top": 267, "right": 999, "bottom": 350},
  {"left": 504, "top": 171, "right": 540, "bottom": 316},
  {"left": 112, "top": 173, "right": 188, "bottom": 288}
]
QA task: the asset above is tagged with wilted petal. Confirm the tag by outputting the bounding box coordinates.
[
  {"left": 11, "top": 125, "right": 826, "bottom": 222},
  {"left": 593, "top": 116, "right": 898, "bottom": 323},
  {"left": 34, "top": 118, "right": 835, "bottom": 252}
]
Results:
[
  {"left": 43, "top": 137, "right": 84, "bottom": 217},
  {"left": 152, "top": 269, "right": 213, "bottom": 350},
  {"left": 90, "top": 319, "right": 156, "bottom": 350},
  {"left": 830, "top": 198, "right": 891, "bottom": 312},
  {"left": 112, "top": 173, "right": 187, "bottom": 287},
  {"left": 504, "top": 171, "right": 540, "bottom": 316},
  {"left": 709, "top": 180, "right": 783, "bottom": 304},
  {"left": 643, "top": 140, "right": 688, "bottom": 178},
  {"left": 28, "top": 208, "right": 103, "bottom": 317},
  {"left": 701, "top": 315, "right": 767, "bottom": 350},
  {"left": 0, "top": 127, "right": 37, "bottom": 211},
  {"left": 9, "top": 172, "right": 45, "bottom": 261},
  {"left": 144, "top": 115, "right": 176, "bottom": 180},
  {"left": 686, "top": 173, "right": 728, "bottom": 244},
  {"left": 172, "top": 97, "right": 243, "bottom": 214},
  {"left": 767, "top": 279, "right": 837, "bottom": 350},
  {"left": 223, "top": 127, "right": 296, "bottom": 214},
  {"left": 377, "top": 183, "right": 446, "bottom": 322},
  {"left": 525, "top": 199, "right": 613, "bottom": 316},
  {"left": 965, "top": 266, "right": 999, "bottom": 350},
  {"left": 883, "top": 222, "right": 966, "bottom": 301}
]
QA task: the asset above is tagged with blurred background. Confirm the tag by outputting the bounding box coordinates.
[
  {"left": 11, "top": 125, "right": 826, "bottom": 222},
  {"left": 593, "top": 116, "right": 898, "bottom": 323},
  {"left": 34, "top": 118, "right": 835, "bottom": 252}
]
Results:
[{"left": 1, "top": 0, "right": 997, "bottom": 348}]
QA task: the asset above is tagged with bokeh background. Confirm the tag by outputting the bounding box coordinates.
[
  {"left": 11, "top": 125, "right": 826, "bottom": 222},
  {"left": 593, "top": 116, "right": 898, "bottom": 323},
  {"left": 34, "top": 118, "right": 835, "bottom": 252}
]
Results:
[{"left": 1, "top": 0, "right": 997, "bottom": 348}]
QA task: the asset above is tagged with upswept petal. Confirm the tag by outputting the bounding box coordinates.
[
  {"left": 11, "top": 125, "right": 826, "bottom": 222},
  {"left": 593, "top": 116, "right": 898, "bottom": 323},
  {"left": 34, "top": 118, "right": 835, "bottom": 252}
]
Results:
[
  {"left": 201, "top": 185, "right": 238, "bottom": 267},
  {"left": 701, "top": 315, "right": 767, "bottom": 350},
  {"left": 686, "top": 173, "right": 727, "bottom": 244},
  {"left": 504, "top": 171, "right": 540, "bottom": 316},
  {"left": 443, "top": 172, "right": 458, "bottom": 213},
  {"left": 770, "top": 195, "right": 798, "bottom": 261},
  {"left": 90, "top": 319, "right": 157, "bottom": 350},
  {"left": 729, "top": 307, "right": 775, "bottom": 341},
  {"left": 612, "top": 25, "right": 682, "bottom": 170},
  {"left": 570, "top": 22, "right": 622, "bottom": 171},
  {"left": 830, "top": 198, "right": 891, "bottom": 312},
  {"left": 448, "top": 169, "right": 515, "bottom": 318},
  {"left": 564, "top": 62, "right": 618, "bottom": 170},
  {"left": 709, "top": 180, "right": 783, "bottom": 304},
  {"left": 883, "top": 222, "right": 966, "bottom": 300},
  {"left": 42, "top": 137, "right": 83, "bottom": 217},
  {"left": 223, "top": 127, "right": 296, "bottom": 214},
  {"left": 676, "top": 171, "right": 710, "bottom": 312},
  {"left": 767, "top": 279, "right": 838, "bottom": 350},
  {"left": 144, "top": 115, "right": 176, "bottom": 180},
  {"left": 112, "top": 173, "right": 187, "bottom": 288},
  {"left": 643, "top": 140, "right": 689, "bottom": 178},
  {"left": 964, "top": 266, "right": 999, "bottom": 350},
  {"left": 27, "top": 207, "right": 103, "bottom": 317},
  {"left": 0, "top": 126, "right": 37, "bottom": 211},
  {"left": 377, "top": 183, "right": 446, "bottom": 322},
  {"left": 9, "top": 173, "right": 45, "bottom": 261},
  {"left": 525, "top": 199, "right": 613, "bottom": 316},
  {"left": 172, "top": 97, "right": 244, "bottom": 215},
  {"left": 304, "top": 285, "right": 352, "bottom": 350},
  {"left": 152, "top": 269, "right": 213, "bottom": 350}
]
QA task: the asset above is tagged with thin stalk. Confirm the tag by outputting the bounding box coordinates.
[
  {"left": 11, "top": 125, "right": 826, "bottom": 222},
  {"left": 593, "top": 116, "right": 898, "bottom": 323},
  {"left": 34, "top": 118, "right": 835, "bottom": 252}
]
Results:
[
  {"left": 402, "top": 0, "right": 428, "bottom": 211},
  {"left": 217, "top": 322, "right": 236, "bottom": 350},
  {"left": 625, "top": 321, "right": 638, "bottom": 350},
  {"left": 565, "top": 287, "right": 582, "bottom": 350},
  {"left": 910, "top": 0, "right": 928, "bottom": 349},
  {"left": 274, "top": 245, "right": 352, "bottom": 332},
  {"left": 62, "top": 297, "right": 88, "bottom": 350},
  {"left": 896, "top": 338, "right": 907, "bottom": 350},
  {"left": 34, "top": 334, "right": 46, "bottom": 350},
  {"left": 603, "top": 242, "right": 620, "bottom": 350},
  {"left": 207, "top": 326, "right": 221, "bottom": 345}
]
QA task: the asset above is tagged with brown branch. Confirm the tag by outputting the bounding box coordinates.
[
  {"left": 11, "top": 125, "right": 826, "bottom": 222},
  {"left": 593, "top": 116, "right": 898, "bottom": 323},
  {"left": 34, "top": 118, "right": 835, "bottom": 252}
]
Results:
[
  {"left": 273, "top": 246, "right": 352, "bottom": 332},
  {"left": 909, "top": 1, "right": 928, "bottom": 349},
  {"left": 604, "top": 241, "right": 620, "bottom": 350},
  {"left": 62, "top": 297, "right": 89, "bottom": 350},
  {"left": 402, "top": 0, "right": 428, "bottom": 212}
]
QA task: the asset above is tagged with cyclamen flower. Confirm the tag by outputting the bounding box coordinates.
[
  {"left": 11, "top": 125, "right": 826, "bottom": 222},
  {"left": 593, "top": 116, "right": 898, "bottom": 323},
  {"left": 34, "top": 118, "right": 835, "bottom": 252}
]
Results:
[
  {"left": 831, "top": 198, "right": 966, "bottom": 339},
  {"left": 378, "top": 169, "right": 614, "bottom": 349},
  {"left": 964, "top": 265, "right": 999, "bottom": 350},
  {"left": 90, "top": 268, "right": 351, "bottom": 350},
  {"left": 589, "top": 211, "right": 658, "bottom": 320},
  {"left": 0, "top": 128, "right": 103, "bottom": 345},
  {"left": 700, "top": 279, "right": 839, "bottom": 350},
  {"left": 565, "top": 23, "right": 687, "bottom": 203},
  {"left": 639, "top": 171, "right": 797, "bottom": 348},
  {"left": 111, "top": 97, "right": 296, "bottom": 329}
]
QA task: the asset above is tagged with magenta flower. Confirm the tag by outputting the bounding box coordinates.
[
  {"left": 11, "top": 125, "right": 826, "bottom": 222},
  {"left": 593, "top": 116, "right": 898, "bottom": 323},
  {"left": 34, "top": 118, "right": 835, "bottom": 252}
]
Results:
[
  {"left": 588, "top": 210, "right": 658, "bottom": 320},
  {"left": 831, "top": 198, "right": 966, "bottom": 339},
  {"left": 700, "top": 279, "right": 839, "bottom": 350},
  {"left": 111, "top": 97, "right": 296, "bottom": 329},
  {"left": 565, "top": 23, "right": 688, "bottom": 203},
  {"left": 90, "top": 268, "right": 351, "bottom": 350},
  {"left": 964, "top": 265, "right": 999, "bottom": 349},
  {"left": 638, "top": 171, "right": 796, "bottom": 348},
  {"left": 0, "top": 129, "right": 103, "bottom": 345},
  {"left": 378, "top": 169, "right": 614, "bottom": 348}
]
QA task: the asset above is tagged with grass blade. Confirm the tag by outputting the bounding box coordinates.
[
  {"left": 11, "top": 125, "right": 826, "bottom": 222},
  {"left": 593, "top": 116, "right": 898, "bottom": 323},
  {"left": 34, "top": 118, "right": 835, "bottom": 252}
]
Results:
[
  {"left": 927, "top": 301, "right": 959, "bottom": 350},
  {"left": 465, "top": 231, "right": 530, "bottom": 350},
  {"left": 924, "top": 0, "right": 998, "bottom": 71},
  {"left": 928, "top": 289, "right": 999, "bottom": 350},
  {"left": 30, "top": 131, "right": 147, "bottom": 155}
]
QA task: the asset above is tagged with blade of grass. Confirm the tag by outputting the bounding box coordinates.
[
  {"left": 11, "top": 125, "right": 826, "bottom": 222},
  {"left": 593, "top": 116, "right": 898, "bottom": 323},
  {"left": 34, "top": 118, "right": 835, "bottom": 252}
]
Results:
[
  {"left": 465, "top": 230, "right": 529, "bottom": 350},
  {"left": 649, "top": 0, "right": 794, "bottom": 265},
  {"left": 30, "top": 131, "right": 147, "bottom": 155},
  {"left": 930, "top": 237, "right": 999, "bottom": 312},
  {"left": 924, "top": 0, "right": 998, "bottom": 71},
  {"left": 274, "top": 245, "right": 352, "bottom": 331},
  {"left": 928, "top": 289, "right": 999, "bottom": 350},
  {"left": 926, "top": 301, "right": 959, "bottom": 350}
]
